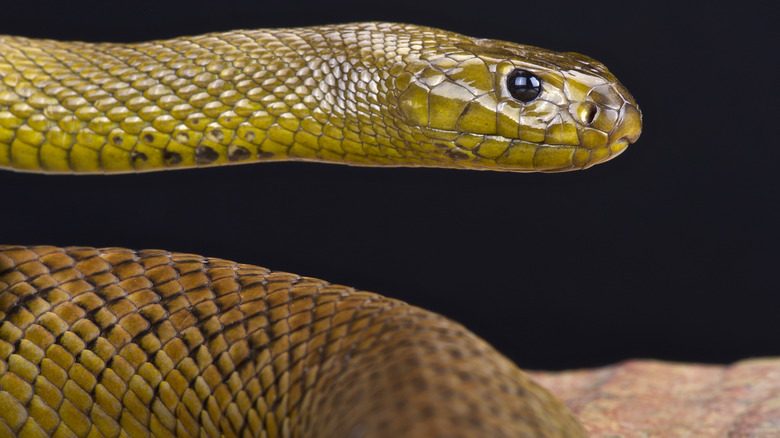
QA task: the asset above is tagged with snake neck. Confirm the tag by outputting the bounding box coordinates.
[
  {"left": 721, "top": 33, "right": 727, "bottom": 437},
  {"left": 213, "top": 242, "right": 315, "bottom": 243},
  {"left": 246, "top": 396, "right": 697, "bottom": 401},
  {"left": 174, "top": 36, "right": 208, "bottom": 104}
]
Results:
[{"left": 0, "top": 23, "right": 464, "bottom": 173}]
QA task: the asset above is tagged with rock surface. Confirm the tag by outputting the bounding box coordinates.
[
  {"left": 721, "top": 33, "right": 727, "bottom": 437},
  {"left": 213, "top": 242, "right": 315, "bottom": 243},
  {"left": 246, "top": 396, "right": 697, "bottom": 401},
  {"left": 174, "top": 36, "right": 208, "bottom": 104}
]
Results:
[{"left": 529, "top": 358, "right": 780, "bottom": 437}]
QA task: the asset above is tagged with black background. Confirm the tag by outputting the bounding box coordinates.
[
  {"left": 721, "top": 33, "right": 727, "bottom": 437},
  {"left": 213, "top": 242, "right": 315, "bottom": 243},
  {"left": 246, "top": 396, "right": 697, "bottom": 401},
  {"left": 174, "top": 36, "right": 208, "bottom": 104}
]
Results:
[{"left": 1, "top": 1, "right": 777, "bottom": 370}]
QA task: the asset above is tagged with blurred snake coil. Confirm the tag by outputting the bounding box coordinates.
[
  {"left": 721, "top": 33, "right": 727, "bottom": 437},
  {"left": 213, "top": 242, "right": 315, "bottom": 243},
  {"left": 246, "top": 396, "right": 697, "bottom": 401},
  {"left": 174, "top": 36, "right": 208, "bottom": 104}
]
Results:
[{"left": 0, "top": 22, "right": 641, "bottom": 437}]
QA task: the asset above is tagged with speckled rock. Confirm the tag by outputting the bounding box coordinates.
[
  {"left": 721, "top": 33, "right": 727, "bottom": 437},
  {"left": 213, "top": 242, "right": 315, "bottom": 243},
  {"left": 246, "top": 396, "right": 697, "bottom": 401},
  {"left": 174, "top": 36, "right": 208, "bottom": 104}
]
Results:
[{"left": 530, "top": 358, "right": 780, "bottom": 437}]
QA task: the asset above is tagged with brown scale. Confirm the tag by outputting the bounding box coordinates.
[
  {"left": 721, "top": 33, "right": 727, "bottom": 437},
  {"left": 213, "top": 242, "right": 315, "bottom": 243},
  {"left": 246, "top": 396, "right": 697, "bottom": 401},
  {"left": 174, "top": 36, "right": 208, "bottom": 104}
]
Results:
[{"left": 0, "top": 245, "right": 586, "bottom": 437}]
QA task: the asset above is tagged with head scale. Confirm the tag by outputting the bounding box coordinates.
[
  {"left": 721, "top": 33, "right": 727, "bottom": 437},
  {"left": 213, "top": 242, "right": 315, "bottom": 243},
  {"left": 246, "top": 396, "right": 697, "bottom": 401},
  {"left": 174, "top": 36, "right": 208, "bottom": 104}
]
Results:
[{"left": 389, "top": 29, "right": 642, "bottom": 172}]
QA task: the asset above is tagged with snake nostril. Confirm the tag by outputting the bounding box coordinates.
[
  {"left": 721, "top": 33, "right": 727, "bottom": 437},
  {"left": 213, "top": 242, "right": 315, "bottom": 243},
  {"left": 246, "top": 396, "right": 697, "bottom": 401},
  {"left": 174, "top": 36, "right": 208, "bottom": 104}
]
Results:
[
  {"left": 583, "top": 105, "right": 597, "bottom": 125},
  {"left": 573, "top": 102, "right": 598, "bottom": 126}
]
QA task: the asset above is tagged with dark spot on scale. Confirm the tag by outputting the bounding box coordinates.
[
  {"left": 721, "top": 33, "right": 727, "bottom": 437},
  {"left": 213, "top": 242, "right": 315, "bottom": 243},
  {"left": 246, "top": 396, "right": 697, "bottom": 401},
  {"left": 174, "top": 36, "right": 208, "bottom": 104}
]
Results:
[
  {"left": 152, "top": 379, "right": 163, "bottom": 399},
  {"left": 15, "top": 289, "right": 42, "bottom": 308},
  {"left": 227, "top": 145, "right": 251, "bottom": 162},
  {"left": 37, "top": 287, "right": 55, "bottom": 301},
  {"left": 257, "top": 151, "right": 275, "bottom": 159},
  {"left": 142, "top": 133, "right": 155, "bottom": 144},
  {"left": 235, "top": 357, "right": 256, "bottom": 373},
  {"left": 130, "top": 329, "right": 154, "bottom": 346},
  {"left": 86, "top": 305, "right": 102, "bottom": 318},
  {"left": 467, "top": 416, "right": 484, "bottom": 429},
  {"left": 445, "top": 149, "right": 470, "bottom": 160},
  {"left": 458, "top": 371, "right": 474, "bottom": 382},
  {"left": 190, "top": 305, "right": 205, "bottom": 319},
  {"left": 194, "top": 145, "right": 219, "bottom": 164},
  {"left": 138, "top": 307, "right": 162, "bottom": 323},
  {"left": 222, "top": 319, "right": 245, "bottom": 333},
  {"left": 112, "top": 136, "right": 122, "bottom": 145},
  {"left": 130, "top": 151, "right": 148, "bottom": 162},
  {"left": 208, "top": 129, "right": 224, "bottom": 143},
  {"left": 187, "top": 344, "right": 206, "bottom": 361},
  {"left": 433, "top": 143, "right": 449, "bottom": 150},
  {"left": 163, "top": 150, "right": 182, "bottom": 165},
  {"left": 205, "top": 330, "right": 223, "bottom": 342},
  {"left": 79, "top": 343, "right": 96, "bottom": 363}
]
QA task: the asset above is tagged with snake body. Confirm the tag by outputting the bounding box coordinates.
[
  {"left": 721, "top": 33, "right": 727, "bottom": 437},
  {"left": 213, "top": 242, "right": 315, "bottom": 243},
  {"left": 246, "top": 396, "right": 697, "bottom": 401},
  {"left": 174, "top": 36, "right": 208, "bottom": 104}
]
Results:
[{"left": 0, "top": 23, "right": 641, "bottom": 436}]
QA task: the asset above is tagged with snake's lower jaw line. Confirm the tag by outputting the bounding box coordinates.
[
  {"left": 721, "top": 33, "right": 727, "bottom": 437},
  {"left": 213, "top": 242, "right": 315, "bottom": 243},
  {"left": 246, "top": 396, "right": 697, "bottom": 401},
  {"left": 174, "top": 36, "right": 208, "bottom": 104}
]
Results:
[{"left": 609, "top": 138, "right": 631, "bottom": 158}]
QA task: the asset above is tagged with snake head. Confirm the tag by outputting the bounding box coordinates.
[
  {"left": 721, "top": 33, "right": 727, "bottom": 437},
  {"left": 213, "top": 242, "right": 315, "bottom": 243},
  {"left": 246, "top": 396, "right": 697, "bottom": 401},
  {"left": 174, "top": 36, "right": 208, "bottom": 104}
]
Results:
[{"left": 390, "top": 33, "right": 642, "bottom": 172}]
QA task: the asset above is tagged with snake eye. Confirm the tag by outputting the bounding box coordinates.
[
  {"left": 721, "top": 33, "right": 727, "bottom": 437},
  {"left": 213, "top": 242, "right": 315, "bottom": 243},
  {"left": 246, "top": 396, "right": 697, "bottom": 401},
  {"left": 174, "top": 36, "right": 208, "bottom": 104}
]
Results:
[{"left": 507, "top": 69, "right": 542, "bottom": 102}]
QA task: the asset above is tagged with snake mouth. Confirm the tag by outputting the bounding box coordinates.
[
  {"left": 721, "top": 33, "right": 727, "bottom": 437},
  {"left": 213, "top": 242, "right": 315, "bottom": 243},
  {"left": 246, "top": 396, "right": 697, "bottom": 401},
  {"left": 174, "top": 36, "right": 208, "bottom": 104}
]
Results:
[
  {"left": 426, "top": 112, "right": 641, "bottom": 172},
  {"left": 608, "top": 138, "right": 631, "bottom": 159}
]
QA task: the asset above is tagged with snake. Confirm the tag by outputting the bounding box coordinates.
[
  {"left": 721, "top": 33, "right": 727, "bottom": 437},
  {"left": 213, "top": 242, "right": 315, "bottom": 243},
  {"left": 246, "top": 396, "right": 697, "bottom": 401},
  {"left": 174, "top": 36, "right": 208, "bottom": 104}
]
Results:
[{"left": 0, "top": 22, "right": 641, "bottom": 437}]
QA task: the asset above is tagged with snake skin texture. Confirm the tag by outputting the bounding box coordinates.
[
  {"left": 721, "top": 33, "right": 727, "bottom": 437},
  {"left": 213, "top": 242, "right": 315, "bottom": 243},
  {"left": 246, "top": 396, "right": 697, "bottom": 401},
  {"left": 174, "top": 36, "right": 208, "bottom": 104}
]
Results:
[
  {"left": 0, "top": 245, "right": 586, "bottom": 437},
  {"left": 0, "top": 22, "right": 640, "bottom": 173},
  {"left": 0, "top": 22, "right": 644, "bottom": 436}
]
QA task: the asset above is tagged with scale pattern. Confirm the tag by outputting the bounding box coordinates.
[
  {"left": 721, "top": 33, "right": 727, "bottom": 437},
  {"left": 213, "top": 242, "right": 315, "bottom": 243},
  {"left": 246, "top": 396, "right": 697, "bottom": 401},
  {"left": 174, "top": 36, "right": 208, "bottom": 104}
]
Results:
[
  {"left": 0, "top": 245, "right": 586, "bottom": 437},
  {"left": 0, "top": 22, "right": 641, "bottom": 173},
  {"left": 0, "top": 22, "right": 644, "bottom": 437}
]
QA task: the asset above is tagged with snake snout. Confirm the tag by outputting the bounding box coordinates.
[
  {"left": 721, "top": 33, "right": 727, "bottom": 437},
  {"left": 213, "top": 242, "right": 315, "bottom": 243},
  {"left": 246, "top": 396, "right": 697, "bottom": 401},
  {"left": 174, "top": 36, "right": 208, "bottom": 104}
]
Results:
[{"left": 611, "top": 104, "right": 643, "bottom": 145}]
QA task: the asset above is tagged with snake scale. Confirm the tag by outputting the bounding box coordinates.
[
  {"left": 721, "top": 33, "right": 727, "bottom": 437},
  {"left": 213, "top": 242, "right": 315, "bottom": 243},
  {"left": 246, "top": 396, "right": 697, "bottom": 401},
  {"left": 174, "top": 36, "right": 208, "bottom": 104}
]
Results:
[{"left": 0, "top": 23, "right": 641, "bottom": 437}]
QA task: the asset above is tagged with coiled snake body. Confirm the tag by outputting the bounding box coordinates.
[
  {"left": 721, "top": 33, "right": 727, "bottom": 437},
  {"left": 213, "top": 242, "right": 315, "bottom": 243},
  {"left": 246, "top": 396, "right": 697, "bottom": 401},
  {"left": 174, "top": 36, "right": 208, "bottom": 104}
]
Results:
[{"left": 0, "top": 23, "right": 641, "bottom": 437}]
